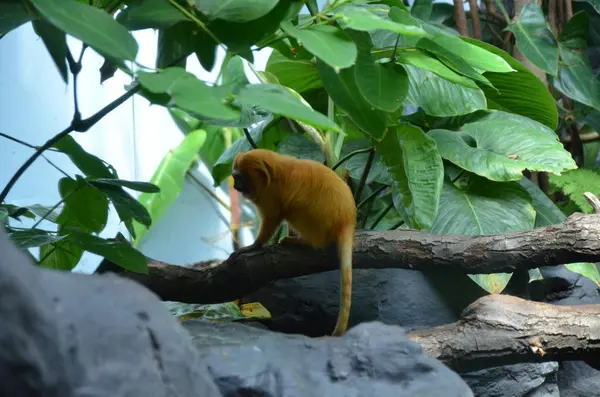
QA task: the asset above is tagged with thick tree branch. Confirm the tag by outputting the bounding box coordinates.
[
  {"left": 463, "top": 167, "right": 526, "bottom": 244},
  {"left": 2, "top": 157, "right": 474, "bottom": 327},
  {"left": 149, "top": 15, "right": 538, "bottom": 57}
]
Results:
[
  {"left": 108, "top": 213, "right": 600, "bottom": 304},
  {"left": 408, "top": 294, "right": 600, "bottom": 372}
]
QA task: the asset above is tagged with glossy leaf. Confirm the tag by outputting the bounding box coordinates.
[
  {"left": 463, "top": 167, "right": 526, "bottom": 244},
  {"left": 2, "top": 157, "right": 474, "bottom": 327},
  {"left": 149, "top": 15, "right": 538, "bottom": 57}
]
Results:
[
  {"left": 280, "top": 22, "right": 357, "bottom": 70},
  {"left": 88, "top": 178, "right": 160, "bottom": 193},
  {"left": 554, "top": 12, "right": 600, "bottom": 111},
  {"left": 317, "top": 60, "right": 387, "bottom": 140},
  {"left": 236, "top": 84, "right": 341, "bottom": 132},
  {"left": 403, "top": 65, "right": 487, "bottom": 117},
  {"left": 335, "top": 5, "right": 428, "bottom": 36},
  {"left": 518, "top": 177, "right": 565, "bottom": 228},
  {"left": 39, "top": 239, "right": 83, "bottom": 270},
  {"left": 396, "top": 51, "right": 479, "bottom": 88},
  {"left": 93, "top": 184, "right": 152, "bottom": 239},
  {"left": 169, "top": 75, "right": 240, "bottom": 121},
  {"left": 0, "top": 204, "right": 36, "bottom": 222},
  {"left": 8, "top": 229, "right": 66, "bottom": 249},
  {"left": 506, "top": 2, "right": 558, "bottom": 75},
  {"left": 565, "top": 263, "right": 600, "bottom": 285},
  {"left": 339, "top": 139, "right": 392, "bottom": 185},
  {"left": 430, "top": 177, "right": 536, "bottom": 293},
  {"left": 53, "top": 135, "right": 116, "bottom": 179},
  {"left": 118, "top": 0, "right": 187, "bottom": 30},
  {"left": 378, "top": 123, "right": 444, "bottom": 229},
  {"left": 461, "top": 37, "right": 558, "bottom": 130},
  {"left": 277, "top": 134, "right": 324, "bottom": 162},
  {"left": 57, "top": 177, "right": 109, "bottom": 234},
  {"left": 429, "top": 111, "right": 577, "bottom": 181},
  {"left": 194, "top": 0, "right": 278, "bottom": 22},
  {"left": 67, "top": 229, "right": 148, "bottom": 273},
  {"left": 411, "top": 0, "right": 433, "bottom": 20},
  {"left": 354, "top": 51, "right": 408, "bottom": 112},
  {"left": 221, "top": 55, "right": 249, "bottom": 95},
  {"left": 265, "top": 49, "right": 322, "bottom": 94},
  {"left": 32, "top": 19, "right": 68, "bottom": 84},
  {"left": 427, "top": 35, "right": 514, "bottom": 73},
  {"left": 0, "top": 1, "right": 33, "bottom": 35},
  {"left": 31, "top": 0, "right": 138, "bottom": 62},
  {"left": 27, "top": 204, "right": 63, "bottom": 223},
  {"left": 132, "top": 129, "right": 207, "bottom": 247},
  {"left": 137, "top": 67, "right": 191, "bottom": 93}
]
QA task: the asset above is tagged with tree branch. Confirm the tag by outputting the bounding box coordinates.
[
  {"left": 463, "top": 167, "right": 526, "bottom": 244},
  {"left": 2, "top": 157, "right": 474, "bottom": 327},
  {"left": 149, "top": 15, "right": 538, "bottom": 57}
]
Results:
[
  {"left": 408, "top": 294, "right": 600, "bottom": 372},
  {"left": 106, "top": 213, "right": 600, "bottom": 304}
]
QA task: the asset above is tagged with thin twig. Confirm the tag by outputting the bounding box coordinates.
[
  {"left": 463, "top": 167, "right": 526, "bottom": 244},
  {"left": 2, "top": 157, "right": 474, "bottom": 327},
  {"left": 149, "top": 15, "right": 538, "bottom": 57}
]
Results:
[
  {"left": 243, "top": 128, "right": 258, "bottom": 149},
  {"left": 354, "top": 148, "right": 375, "bottom": 202},
  {"left": 370, "top": 202, "right": 394, "bottom": 229}
]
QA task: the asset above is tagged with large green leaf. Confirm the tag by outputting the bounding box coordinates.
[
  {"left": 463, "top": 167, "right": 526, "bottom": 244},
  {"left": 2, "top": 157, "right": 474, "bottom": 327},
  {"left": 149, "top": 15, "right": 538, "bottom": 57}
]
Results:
[
  {"left": 429, "top": 111, "right": 577, "bottom": 181},
  {"left": 280, "top": 22, "right": 357, "bottom": 70},
  {"left": 0, "top": 1, "right": 33, "bottom": 35},
  {"left": 53, "top": 135, "right": 116, "bottom": 179},
  {"left": 317, "top": 60, "right": 387, "bottom": 140},
  {"left": 39, "top": 239, "right": 83, "bottom": 270},
  {"left": 461, "top": 37, "right": 558, "bottom": 130},
  {"left": 339, "top": 139, "right": 392, "bottom": 185},
  {"left": 32, "top": 19, "right": 69, "bottom": 84},
  {"left": 194, "top": 0, "right": 278, "bottom": 22},
  {"left": 396, "top": 51, "right": 478, "bottom": 88},
  {"left": 411, "top": 0, "right": 433, "bottom": 20},
  {"left": 333, "top": 4, "right": 429, "bottom": 36},
  {"left": 403, "top": 64, "right": 487, "bottom": 117},
  {"left": 354, "top": 50, "right": 408, "bottom": 112},
  {"left": 506, "top": 2, "right": 558, "bottom": 76},
  {"left": 132, "top": 129, "right": 207, "bottom": 247},
  {"left": 93, "top": 184, "right": 152, "bottom": 239},
  {"left": 430, "top": 176, "right": 536, "bottom": 293},
  {"left": 169, "top": 75, "right": 241, "bottom": 121},
  {"left": 378, "top": 123, "right": 444, "bottom": 229},
  {"left": 27, "top": 204, "right": 63, "bottom": 223},
  {"left": 236, "top": 84, "right": 341, "bottom": 132},
  {"left": 137, "top": 66, "right": 191, "bottom": 93},
  {"left": 67, "top": 229, "right": 148, "bottom": 273},
  {"left": 554, "top": 12, "right": 600, "bottom": 111},
  {"left": 118, "top": 0, "right": 187, "bottom": 30},
  {"left": 265, "top": 49, "right": 322, "bottom": 94},
  {"left": 8, "top": 229, "right": 66, "bottom": 249},
  {"left": 57, "top": 177, "right": 109, "bottom": 234},
  {"left": 31, "top": 0, "right": 138, "bottom": 62}
]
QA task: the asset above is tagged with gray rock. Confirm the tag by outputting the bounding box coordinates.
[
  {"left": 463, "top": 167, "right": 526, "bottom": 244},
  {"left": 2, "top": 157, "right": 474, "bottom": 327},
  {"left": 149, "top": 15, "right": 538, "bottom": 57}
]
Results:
[
  {"left": 0, "top": 227, "right": 221, "bottom": 397},
  {"left": 557, "top": 361, "right": 600, "bottom": 397},
  {"left": 183, "top": 319, "right": 474, "bottom": 397},
  {"left": 461, "top": 362, "right": 559, "bottom": 397}
]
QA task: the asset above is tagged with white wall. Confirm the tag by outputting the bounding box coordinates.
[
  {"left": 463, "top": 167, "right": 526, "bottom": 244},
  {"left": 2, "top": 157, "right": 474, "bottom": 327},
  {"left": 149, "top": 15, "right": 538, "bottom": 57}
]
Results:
[{"left": 0, "top": 23, "right": 269, "bottom": 273}]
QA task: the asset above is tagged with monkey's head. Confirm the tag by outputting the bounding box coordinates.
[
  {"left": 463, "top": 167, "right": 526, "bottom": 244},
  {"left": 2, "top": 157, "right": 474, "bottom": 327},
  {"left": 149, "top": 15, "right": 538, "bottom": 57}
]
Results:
[{"left": 232, "top": 149, "right": 274, "bottom": 201}]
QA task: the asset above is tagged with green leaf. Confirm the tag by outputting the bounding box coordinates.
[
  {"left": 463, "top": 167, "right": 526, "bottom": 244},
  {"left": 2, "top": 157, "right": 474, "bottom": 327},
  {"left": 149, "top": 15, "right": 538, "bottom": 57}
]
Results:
[
  {"left": 53, "top": 135, "right": 116, "bottom": 179},
  {"left": 32, "top": 19, "right": 68, "bottom": 84},
  {"left": 8, "top": 229, "right": 66, "bottom": 249},
  {"left": 93, "top": 184, "right": 152, "bottom": 239},
  {"left": 565, "top": 262, "right": 600, "bottom": 285},
  {"left": 27, "top": 204, "right": 63, "bottom": 223},
  {"left": 39, "top": 238, "right": 83, "bottom": 270},
  {"left": 554, "top": 12, "right": 600, "bottom": 111},
  {"left": 194, "top": 0, "right": 278, "bottom": 22},
  {"left": 277, "top": 134, "right": 324, "bottom": 162},
  {"left": 403, "top": 64, "right": 487, "bottom": 117},
  {"left": 411, "top": 0, "right": 433, "bottom": 20},
  {"left": 137, "top": 66, "right": 191, "bottom": 93},
  {"left": 430, "top": 176, "right": 536, "bottom": 293},
  {"left": 169, "top": 75, "right": 241, "bottom": 121},
  {"left": 221, "top": 55, "right": 249, "bottom": 94},
  {"left": 118, "top": 0, "right": 187, "bottom": 30},
  {"left": 518, "top": 177, "right": 565, "bottom": 227},
  {"left": 339, "top": 139, "right": 392, "bottom": 185},
  {"left": 506, "top": 2, "right": 558, "bottom": 76},
  {"left": 30, "top": 0, "right": 138, "bottom": 62},
  {"left": 236, "top": 84, "right": 341, "bottom": 132},
  {"left": 57, "top": 177, "right": 109, "bottom": 234},
  {"left": 335, "top": 5, "right": 429, "bottom": 36},
  {"left": 132, "top": 129, "right": 207, "bottom": 247},
  {"left": 0, "top": 204, "right": 36, "bottom": 222},
  {"left": 67, "top": 229, "right": 148, "bottom": 273},
  {"left": 0, "top": 1, "right": 34, "bottom": 35},
  {"left": 317, "top": 60, "right": 387, "bottom": 140},
  {"left": 354, "top": 51, "right": 408, "bottom": 112},
  {"left": 548, "top": 168, "right": 600, "bottom": 213},
  {"left": 89, "top": 179, "right": 160, "bottom": 193},
  {"left": 396, "top": 51, "right": 479, "bottom": 88},
  {"left": 429, "top": 111, "right": 577, "bottom": 181},
  {"left": 461, "top": 37, "right": 558, "bottom": 130},
  {"left": 265, "top": 49, "right": 322, "bottom": 94},
  {"left": 280, "top": 22, "right": 357, "bottom": 70},
  {"left": 378, "top": 123, "right": 444, "bottom": 229}
]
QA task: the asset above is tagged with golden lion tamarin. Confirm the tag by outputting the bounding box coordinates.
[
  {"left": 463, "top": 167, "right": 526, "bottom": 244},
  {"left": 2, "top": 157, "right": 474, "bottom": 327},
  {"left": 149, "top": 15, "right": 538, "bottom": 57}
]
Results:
[{"left": 231, "top": 149, "right": 356, "bottom": 336}]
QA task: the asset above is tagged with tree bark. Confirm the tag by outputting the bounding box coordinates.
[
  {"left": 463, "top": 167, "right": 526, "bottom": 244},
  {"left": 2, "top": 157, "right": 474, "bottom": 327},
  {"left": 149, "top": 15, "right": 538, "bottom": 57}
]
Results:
[
  {"left": 104, "top": 213, "right": 600, "bottom": 304},
  {"left": 408, "top": 294, "right": 600, "bottom": 372}
]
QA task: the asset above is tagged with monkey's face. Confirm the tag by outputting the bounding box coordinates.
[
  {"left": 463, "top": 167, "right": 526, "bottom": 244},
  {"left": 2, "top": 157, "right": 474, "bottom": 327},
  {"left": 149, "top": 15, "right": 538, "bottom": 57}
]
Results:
[{"left": 232, "top": 168, "right": 252, "bottom": 198}]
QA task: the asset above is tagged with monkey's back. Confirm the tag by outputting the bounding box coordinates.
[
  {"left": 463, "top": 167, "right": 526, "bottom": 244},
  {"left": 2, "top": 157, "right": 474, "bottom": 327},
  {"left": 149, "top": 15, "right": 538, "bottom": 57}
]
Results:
[{"left": 274, "top": 154, "right": 356, "bottom": 248}]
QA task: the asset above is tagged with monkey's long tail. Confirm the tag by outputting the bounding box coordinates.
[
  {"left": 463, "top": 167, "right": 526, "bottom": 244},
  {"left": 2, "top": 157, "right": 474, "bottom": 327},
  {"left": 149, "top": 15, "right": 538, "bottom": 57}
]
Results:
[{"left": 331, "top": 225, "right": 354, "bottom": 336}]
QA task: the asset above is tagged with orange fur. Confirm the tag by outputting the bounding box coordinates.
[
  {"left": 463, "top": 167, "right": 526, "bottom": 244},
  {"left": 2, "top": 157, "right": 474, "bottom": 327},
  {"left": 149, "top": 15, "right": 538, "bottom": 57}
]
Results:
[{"left": 232, "top": 149, "right": 356, "bottom": 336}]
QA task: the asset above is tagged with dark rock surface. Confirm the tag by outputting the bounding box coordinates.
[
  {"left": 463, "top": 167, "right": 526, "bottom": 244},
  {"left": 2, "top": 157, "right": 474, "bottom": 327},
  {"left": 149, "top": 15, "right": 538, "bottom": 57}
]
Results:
[
  {"left": 0, "top": 227, "right": 221, "bottom": 397},
  {"left": 183, "top": 319, "right": 475, "bottom": 397}
]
